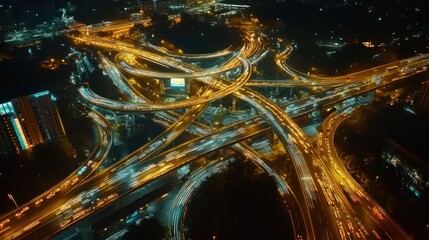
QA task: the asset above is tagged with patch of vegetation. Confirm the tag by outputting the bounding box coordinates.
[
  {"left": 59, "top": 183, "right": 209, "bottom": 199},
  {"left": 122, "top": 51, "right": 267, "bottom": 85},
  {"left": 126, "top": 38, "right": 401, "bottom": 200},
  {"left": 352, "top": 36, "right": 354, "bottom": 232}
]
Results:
[
  {"left": 334, "top": 102, "right": 429, "bottom": 239},
  {"left": 144, "top": 13, "right": 242, "bottom": 54},
  {"left": 0, "top": 142, "right": 78, "bottom": 214},
  {"left": 184, "top": 156, "right": 293, "bottom": 240}
]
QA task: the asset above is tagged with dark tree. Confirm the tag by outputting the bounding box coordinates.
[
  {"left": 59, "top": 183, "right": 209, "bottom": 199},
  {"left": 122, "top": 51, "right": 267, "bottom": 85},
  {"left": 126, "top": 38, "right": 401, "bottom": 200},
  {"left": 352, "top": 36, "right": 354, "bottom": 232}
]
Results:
[
  {"left": 129, "top": 23, "right": 145, "bottom": 35},
  {"left": 150, "top": 13, "right": 169, "bottom": 30}
]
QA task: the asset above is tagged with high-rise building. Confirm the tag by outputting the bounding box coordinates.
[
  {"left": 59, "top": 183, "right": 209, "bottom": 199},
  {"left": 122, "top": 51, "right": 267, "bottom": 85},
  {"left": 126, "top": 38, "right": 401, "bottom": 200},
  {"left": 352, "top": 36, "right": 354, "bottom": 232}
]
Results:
[{"left": 0, "top": 91, "right": 68, "bottom": 156}]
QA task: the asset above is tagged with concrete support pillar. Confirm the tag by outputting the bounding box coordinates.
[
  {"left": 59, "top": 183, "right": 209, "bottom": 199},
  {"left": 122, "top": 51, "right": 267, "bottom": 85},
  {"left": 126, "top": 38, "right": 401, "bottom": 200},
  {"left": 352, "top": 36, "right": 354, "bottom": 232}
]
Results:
[
  {"left": 250, "top": 107, "right": 257, "bottom": 116},
  {"left": 268, "top": 129, "right": 279, "bottom": 148},
  {"left": 158, "top": 79, "right": 165, "bottom": 94},
  {"left": 232, "top": 97, "right": 237, "bottom": 112},
  {"left": 186, "top": 79, "right": 191, "bottom": 95}
]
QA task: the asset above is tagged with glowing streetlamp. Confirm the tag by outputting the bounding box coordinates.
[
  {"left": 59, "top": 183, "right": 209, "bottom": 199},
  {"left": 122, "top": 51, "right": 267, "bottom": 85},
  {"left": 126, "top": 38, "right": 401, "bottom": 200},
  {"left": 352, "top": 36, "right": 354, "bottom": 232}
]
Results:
[{"left": 7, "top": 193, "right": 19, "bottom": 209}]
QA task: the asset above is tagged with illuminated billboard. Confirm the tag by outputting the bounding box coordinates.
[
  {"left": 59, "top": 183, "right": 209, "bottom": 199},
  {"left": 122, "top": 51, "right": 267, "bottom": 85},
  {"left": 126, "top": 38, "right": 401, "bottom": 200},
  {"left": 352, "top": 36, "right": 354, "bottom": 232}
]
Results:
[{"left": 171, "top": 78, "right": 186, "bottom": 87}]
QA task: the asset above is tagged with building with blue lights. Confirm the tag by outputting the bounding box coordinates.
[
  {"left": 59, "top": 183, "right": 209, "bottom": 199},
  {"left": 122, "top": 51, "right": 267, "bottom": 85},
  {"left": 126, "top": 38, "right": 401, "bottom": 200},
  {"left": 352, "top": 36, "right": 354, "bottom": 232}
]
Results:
[{"left": 0, "top": 91, "right": 68, "bottom": 156}]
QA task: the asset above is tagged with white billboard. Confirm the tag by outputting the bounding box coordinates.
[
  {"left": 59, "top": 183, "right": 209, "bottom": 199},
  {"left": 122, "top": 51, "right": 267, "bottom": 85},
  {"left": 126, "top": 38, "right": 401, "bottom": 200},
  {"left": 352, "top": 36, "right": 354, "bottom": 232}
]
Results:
[{"left": 171, "top": 78, "right": 185, "bottom": 87}]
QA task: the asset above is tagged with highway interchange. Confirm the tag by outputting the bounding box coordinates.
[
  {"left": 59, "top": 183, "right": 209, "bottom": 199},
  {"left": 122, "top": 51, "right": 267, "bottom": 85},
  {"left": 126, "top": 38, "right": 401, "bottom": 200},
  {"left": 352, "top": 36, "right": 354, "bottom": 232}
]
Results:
[{"left": 1, "top": 18, "right": 429, "bottom": 240}]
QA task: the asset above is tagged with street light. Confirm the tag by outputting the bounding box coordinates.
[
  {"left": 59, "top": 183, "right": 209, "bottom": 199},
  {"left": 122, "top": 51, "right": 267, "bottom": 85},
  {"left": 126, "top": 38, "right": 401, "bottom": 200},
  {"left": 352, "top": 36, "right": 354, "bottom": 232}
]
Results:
[
  {"left": 38, "top": 173, "right": 46, "bottom": 189},
  {"left": 7, "top": 193, "right": 19, "bottom": 209}
]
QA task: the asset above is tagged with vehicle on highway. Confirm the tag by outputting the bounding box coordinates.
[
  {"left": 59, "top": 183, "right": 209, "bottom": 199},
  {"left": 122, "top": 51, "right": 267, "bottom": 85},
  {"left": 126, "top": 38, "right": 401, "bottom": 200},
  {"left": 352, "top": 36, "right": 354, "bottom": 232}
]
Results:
[
  {"left": 0, "top": 219, "right": 10, "bottom": 227},
  {"left": 35, "top": 199, "right": 44, "bottom": 205},
  {"left": 385, "top": 65, "right": 398, "bottom": 72}
]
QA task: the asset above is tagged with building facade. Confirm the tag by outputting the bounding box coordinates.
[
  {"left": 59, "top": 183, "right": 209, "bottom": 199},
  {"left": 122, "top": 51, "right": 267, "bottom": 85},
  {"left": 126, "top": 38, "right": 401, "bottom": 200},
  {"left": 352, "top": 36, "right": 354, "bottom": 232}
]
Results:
[{"left": 0, "top": 91, "right": 67, "bottom": 156}]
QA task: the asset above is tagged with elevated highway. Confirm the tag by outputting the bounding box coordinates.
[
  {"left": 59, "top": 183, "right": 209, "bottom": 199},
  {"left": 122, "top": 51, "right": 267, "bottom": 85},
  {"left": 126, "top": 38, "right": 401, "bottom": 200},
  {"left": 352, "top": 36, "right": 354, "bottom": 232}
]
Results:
[{"left": 2, "top": 23, "right": 428, "bottom": 240}]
